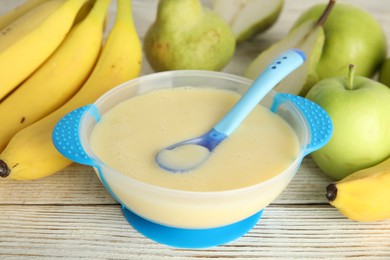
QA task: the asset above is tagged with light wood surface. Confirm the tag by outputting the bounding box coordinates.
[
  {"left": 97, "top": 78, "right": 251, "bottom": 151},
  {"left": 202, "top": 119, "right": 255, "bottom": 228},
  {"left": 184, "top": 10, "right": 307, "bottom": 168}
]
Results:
[{"left": 1, "top": 0, "right": 390, "bottom": 259}]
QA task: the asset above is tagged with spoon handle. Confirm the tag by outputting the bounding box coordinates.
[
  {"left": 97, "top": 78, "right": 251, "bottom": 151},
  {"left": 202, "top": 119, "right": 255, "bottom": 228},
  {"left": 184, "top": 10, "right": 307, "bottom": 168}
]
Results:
[{"left": 213, "top": 49, "right": 306, "bottom": 136}]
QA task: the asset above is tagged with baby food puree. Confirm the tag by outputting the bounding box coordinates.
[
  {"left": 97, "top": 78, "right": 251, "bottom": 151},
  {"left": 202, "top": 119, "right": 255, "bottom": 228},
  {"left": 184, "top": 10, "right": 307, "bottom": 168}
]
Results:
[{"left": 89, "top": 87, "right": 300, "bottom": 192}]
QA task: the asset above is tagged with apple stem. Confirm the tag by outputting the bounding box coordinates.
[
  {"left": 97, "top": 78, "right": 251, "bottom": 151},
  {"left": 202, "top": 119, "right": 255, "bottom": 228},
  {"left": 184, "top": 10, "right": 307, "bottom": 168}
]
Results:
[
  {"left": 316, "top": 0, "right": 336, "bottom": 27},
  {"left": 347, "top": 64, "right": 355, "bottom": 90}
]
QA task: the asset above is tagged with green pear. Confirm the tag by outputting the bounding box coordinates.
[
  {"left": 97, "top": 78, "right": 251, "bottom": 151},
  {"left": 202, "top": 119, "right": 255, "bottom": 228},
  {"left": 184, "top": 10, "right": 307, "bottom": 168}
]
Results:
[
  {"left": 378, "top": 58, "right": 390, "bottom": 87},
  {"left": 305, "top": 65, "right": 390, "bottom": 180},
  {"left": 291, "top": 1, "right": 387, "bottom": 80},
  {"left": 244, "top": 0, "right": 335, "bottom": 96},
  {"left": 144, "top": 0, "right": 235, "bottom": 72},
  {"left": 213, "top": 0, "right": 284, "bottom": 43}
]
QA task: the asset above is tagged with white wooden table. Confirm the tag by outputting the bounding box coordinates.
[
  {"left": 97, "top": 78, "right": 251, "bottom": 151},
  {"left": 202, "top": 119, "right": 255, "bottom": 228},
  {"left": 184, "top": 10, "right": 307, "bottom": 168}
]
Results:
[{"left": 1, "top": 0, "right": 390, "bottom": 259}]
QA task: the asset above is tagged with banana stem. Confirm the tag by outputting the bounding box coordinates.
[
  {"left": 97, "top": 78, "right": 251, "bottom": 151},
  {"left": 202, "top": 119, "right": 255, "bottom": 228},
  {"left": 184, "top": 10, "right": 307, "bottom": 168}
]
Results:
[
  {"left": 347, "top": 64, "right": 355, "bottom": 90},
  {"left": 315, "top": 0, "right": 336, "bottom": 27}
]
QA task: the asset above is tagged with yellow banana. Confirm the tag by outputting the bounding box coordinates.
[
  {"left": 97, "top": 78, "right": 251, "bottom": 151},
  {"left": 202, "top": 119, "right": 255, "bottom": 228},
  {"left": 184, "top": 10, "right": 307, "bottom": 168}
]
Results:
[
  {"left": 0, "top": 0, "right": 142, "bottom": 180},
  {"left": 0, "top": 0, "right": 88, "bottom": 101},
  {"left": 0, "top": 0, "right": 63, "bottom": 51},
  {"left": 73, "top": 0, "right": 111, "bottom": 33},
  {"left": 0, "top": 0, "right": 49, "bottom": 30},
  {"left": 74, "top": 0, "right": 97, "bottom": 25},
  {"left": 326, "top": 156, "right": 390, "bottom": 222},
  {"left": 0, "top": 0, "right": 111, "bottom": 152}
]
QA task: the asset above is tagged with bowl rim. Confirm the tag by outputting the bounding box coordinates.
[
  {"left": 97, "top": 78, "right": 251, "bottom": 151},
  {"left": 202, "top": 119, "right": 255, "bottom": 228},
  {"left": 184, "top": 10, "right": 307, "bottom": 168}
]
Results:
[{"left": 80, "top": 70, "right": 309, "bottom": 197}]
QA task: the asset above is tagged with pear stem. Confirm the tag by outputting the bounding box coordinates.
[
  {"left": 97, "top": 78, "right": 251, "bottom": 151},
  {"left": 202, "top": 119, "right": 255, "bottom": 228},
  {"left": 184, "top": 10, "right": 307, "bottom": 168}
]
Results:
[
  {"left": 315, "top": 0, "right": 336, "bottom": 26},
  {"left": 347, "top": 64, "right": 355, "bottom": 90}
]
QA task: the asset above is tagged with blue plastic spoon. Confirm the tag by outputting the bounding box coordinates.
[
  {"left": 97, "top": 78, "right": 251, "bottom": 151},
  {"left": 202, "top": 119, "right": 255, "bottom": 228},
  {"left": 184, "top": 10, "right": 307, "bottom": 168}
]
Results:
[{"left": 155, "top": 49, "right": 306, "bottom": 173}]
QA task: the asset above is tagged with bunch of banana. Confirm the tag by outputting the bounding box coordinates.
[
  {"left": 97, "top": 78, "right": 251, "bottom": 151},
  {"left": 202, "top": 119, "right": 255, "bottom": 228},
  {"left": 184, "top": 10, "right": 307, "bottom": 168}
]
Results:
[
  {"left": 0, "top": 0, "right": 108, "bottom": 152},
  {"left": 326, "top": 156, "right": 390, "bottom": 222},
  {"left": 0, "top": 0, "right": 89, "bottom": 100},
  {"left": 0, "top": 0, "right": 142, "bottom": 180}
]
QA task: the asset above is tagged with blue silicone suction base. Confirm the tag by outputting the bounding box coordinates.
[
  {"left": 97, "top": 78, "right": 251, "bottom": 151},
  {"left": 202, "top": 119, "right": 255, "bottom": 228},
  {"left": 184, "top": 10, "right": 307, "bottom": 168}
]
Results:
[{"left": 121, "top": 206, "right": 263, "bottom": 249}]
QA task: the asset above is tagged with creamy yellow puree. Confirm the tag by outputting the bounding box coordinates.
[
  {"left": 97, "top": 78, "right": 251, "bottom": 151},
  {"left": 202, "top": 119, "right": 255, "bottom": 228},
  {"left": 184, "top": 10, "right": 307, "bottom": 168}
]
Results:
[{"left": 89, "top": 87, "right": 300, "bottom": 192}]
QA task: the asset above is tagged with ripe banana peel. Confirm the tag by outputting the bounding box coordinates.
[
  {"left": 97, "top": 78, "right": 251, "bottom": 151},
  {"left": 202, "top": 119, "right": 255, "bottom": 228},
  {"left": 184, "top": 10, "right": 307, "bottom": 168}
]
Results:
[
  {"left": 0, "top": 0, "right": 88, "bottom": 100},
  {"left": 0, "top": 0, "right": 142, "bottom": 180},
  {"left": 326, "top": 156, "right": 390, "bottom": 222},
  {"left": 0, "top": 0, "right": 109, "bottom": 152}
]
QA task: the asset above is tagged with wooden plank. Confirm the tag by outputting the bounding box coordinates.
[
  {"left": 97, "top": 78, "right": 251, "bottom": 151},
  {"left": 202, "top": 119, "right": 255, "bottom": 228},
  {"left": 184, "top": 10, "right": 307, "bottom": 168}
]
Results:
[
  {"left": 0, "top": 157, "right": 332, "bottom": 205},
  {"left": 0, "top": 165, "right": 117, "bottom": 205},
  {"left": 0, "top": 205, "right": 389, "bottom": 259}
]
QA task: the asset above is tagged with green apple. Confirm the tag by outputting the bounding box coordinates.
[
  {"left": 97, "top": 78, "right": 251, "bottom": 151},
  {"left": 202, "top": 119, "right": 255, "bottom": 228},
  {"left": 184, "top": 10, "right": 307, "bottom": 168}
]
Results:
[
  {"left": 144, "top": 0, "right": 235, "bottom": 72},
  {"left": 378, "top": 58, "right": 390, "bottom": 87},
  {"left": 291, "top": 2, "right": 387, "bottom": 80},
  {"left": 305, "top": 65, "right": 390, "bottom": 180}
]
